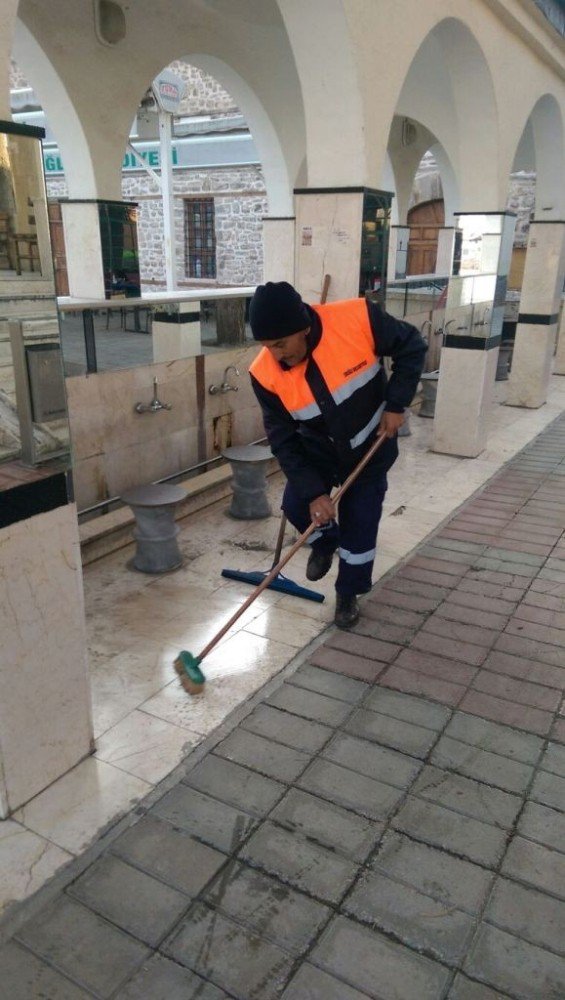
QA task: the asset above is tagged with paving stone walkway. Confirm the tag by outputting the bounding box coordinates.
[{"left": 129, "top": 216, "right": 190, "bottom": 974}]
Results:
[{"left": 2, "top": 415, "right": 565, "bottom": 999}]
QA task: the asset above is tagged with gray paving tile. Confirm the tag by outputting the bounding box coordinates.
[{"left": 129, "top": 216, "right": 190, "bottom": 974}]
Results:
[
  {"left": 485, "top": 876, "right": 565, "bottom": 956},
  {"left": 502, "top": 836, "right": 565, "bottom": 899},
  {"left": 344, "top": 869, "right": 476, "bottom": 965},
  {"left": 164, "top": 901, "right": 294, "bottom": 999},
  {"left": 271, "top": 787, "right": 382, "bottom": 863},
  {"left": 445, "top": 713, "right": 543, "bottom": 764},
  {"left": 117, "top": 954, "right": 228, "bottom": 998},
  {"left": 240, "top": 820, "right": 358, "bottom": 903},
  {"left": 392, "top": 798, "right": 508, "bottom": 868},
  {"left": 530, "top": 770, "right": 565, "bottom": 813},
  {"left": 465, "top": 923, "right": 565, "bottom": 1000},
  {"left": 372, "top": 832, "right": 494, "bottom": 914},
  {"left": 364, "top": 687, "right": 451, "bottom": 730},
  {"left": 448, "top": 974, "right": 509, "bottom": 999},
  {"left": 183, "top": 755, "right": 285, "bottom": 816},
  {"left": 266, "top": 684, "right": 352, "bottom": 726},
  {"left": 311, "top": 914, "right": 450, "bottom": 999},
  {"left": 345, "top": 707, "right": 438, "bottom": 759},
  {"left": 431, "top": 735, "right": 534, "bottom": 794},
  {"left": 213, "top": 729, "right": 311, "bottom": 783},
  {"left": 473, "top": 557, "right": 536, "bottom": 578},
  {"left": 241, "top": 704, "right": 333, "bottom": 753},
  {"left": 0, "top": 941, "right": 92, "bottom": 1000},
  {"left": 323, "top": 732, "right": 422, "bottom": 788},
  {"left": 152, "top": 784, "right": 257, "bottom": 853},
  {"left": 412, "top": 766, "right": 522, "bottom": 829},
  {"left": 111, "top": 815, "right": 225, "bottom": 896},
  {"left": 67, "top": 855, "right": 189, "bottom": 947},
  {"left": 15, "top": 896, "right": 150, "bottom": 998},
  {"left": 541, "top": 743, "right": 565, "bottom": 778},
  {"left": 282, "top": 963, "right": 372, "bottom": 999},
  {"left": 204, "top": 859, "right": 331, "bottom": 953},
  {"left": 297, "top": 757, "right": 404, "bottom": 820},
  {"left": 518, "top": 801, "right": 565, "bottom": 854},
  {"left": 289, "top": 664, "right": 368, "bottom": 703}
]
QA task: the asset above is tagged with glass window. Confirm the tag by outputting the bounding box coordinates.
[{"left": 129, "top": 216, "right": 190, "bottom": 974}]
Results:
[{"left": 184, "top": 198, "right": 216, "bottom": 279}]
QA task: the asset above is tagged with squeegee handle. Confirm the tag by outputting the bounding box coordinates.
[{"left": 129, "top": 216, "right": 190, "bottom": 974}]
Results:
[{"left": 196, "top": 431, "right": 388, "bottom": 663}]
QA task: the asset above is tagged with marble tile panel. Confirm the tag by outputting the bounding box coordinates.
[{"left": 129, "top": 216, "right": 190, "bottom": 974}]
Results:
[
  {"left": 243, "top": 605, "right": 326, "bottom": 647},
  {"left": 0, "top": 821, "right": 72, "bottom": 916},
  {"left": 14, "top": 758, "right": 151, "bottom": 855},
  {"left": 94, "top": 709, "right": 200, "bottom": 784}
]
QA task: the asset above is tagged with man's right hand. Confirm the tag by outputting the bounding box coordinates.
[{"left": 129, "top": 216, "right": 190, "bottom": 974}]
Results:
[{"left": 309, "top": 494, "right": 336, "bottom": 526}]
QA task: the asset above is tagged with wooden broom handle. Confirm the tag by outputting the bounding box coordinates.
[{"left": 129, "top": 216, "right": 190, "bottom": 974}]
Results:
[{"left": 196, "top": 430, "right": 388, "bottom": 662}]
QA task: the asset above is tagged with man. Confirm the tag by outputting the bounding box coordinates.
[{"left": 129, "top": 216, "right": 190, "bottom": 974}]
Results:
[{"left": 249, "top": 281, "right": 426, "bottom": 629}]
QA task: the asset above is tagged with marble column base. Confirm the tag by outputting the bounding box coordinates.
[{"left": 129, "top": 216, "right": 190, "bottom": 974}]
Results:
[
  {"left": 262, "top": 218, "right": 295, "bottom": 284},
  {"left": 433, "top": 347, "right": 497, "bottom": 457},
  {"left": 506, "top": 322, "right": 557, "bottom": 407},
  {"left": 554, "top": 300, "right": 565, "bottom": 375}
]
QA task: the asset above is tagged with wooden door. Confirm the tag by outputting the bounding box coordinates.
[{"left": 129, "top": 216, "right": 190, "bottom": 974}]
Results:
[
  {"left": 47, "top": 201, "right": 69, "bottom": 296},
  {"left": 407, "top": 200, "right": 445, "bottom": 276}
]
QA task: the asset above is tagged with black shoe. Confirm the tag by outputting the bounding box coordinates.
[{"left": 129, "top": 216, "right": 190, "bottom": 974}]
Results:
[
  {"left": 306, "top": 547, "right": 335, "bottom": 581},
  {"left": 334, "top": 594, "right": 360, "bottom": 630}
]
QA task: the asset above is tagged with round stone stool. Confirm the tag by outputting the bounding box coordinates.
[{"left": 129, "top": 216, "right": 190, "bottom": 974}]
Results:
[
  {"left": 121, "top": 483, "right": 187, "bottom": 573},
  {"left": 221, "top": 444, "right": 273, "bottom": 519}
]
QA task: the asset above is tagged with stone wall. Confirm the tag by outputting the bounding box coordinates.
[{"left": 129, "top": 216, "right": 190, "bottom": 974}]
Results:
[{"left": 168, "top": 61, "right": 238, "bottom": 115}]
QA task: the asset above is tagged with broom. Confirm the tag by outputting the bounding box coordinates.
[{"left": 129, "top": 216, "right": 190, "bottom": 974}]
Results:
[{"left": 174, "top": 429, "right": 388, "bottom": 693}]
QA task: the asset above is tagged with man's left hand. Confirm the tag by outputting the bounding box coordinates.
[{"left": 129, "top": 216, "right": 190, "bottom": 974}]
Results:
[{"left": 379, "top": 410, "right": 405, "bottom": 438}]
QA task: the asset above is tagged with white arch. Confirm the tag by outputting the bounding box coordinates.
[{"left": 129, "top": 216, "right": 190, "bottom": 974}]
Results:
[
  {"left": 13, "top": 19, "right": 98, "bottom": 198},
  {"left": 394, "top": 17, "right": 500, "bottom": 211},
  {"left": 528, "top": 94, "right": 564, "bottom": 219},
  {"left": 184, "top": 55, "right": 293, "bottom": 215}
]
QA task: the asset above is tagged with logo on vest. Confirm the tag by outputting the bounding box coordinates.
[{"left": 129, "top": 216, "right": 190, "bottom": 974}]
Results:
[{"left": 343, "top": 360, "right": 367, "bottom": 378}]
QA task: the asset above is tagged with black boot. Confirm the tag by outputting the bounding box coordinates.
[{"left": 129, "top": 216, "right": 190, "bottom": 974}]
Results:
[
  {"left": 334, "top": 594, "right": 360, "bottom": 630},
  {"left": 306, "top": 547, "right": 335, "bottom": 581}
]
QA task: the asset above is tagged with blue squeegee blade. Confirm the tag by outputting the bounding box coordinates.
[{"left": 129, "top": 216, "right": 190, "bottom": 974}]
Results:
[{"left": 221, "top": 568, "right": 325, "bottom": 603}]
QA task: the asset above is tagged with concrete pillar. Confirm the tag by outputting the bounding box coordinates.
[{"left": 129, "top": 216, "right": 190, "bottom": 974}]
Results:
[
  {"left": 153, "top": 300, "right": 201, "bottom": 362},
  {"left": 388, "top": 226, "right": 410, "bottom": 280},
  {"left": 0, "top": 502, "right": 93, "bottom": 817},
  {"left": 555, "top": 295, "right": 565, "bottom": 376},
  {"left": 262, "top": 217, "right": 295, "bottom": 284},
  {"left": 436, "top": 228, "right": 456, "bottom": 276},
  {"left": 433, "top": 211, "right": 516, "bottom": 457},
  {"left": 506, "top": 222, "right": 565, "bottom": 406},
  {"left": 294, "top": 187, "right": 392, "bottom": 302}
]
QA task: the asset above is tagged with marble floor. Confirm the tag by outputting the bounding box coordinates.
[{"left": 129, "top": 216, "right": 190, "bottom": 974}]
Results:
[{"left": 2, "top": 374, "right": 565, "bottom": 919}]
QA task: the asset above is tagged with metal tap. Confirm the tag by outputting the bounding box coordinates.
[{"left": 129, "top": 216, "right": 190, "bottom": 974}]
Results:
[
  {"left": 135, "top": 377, "right": 172, "bottom": 413},
  {"left": 419, "top": 319, "right": 432, "bottom": 342},
  {"left": 209, "top": 365, "right": 240, "bottom": 395}
]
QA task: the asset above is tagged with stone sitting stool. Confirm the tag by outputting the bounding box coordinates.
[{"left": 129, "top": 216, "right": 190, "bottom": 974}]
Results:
[
  {"left": 121, "top": 483, "right": 187, "bottom": 573},
  {"left": 221, "top": 444, "right": 273, "bottom": 519}
]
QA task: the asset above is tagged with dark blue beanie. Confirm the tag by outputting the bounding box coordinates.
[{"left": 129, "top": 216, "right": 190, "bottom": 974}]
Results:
[{"left": 249, "top": 282, "right": 310, "bottom": 341}]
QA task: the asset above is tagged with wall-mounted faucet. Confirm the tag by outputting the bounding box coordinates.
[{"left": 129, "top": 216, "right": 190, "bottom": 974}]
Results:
[
  {"left": 209, "top": 365, "right": 240, "bottom": 395},
  {"left": 135, "top": 377, "right": 172, "bottom": 413},
  {"left": 473, "top": 306, "right": 491, "bottom": 329},
  {"left": 419, "top": 319, "right": 432, "bottom": 343}
]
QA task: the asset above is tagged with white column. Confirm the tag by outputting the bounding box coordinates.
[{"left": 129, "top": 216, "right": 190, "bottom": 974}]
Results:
[
  {"left": 0, "top": 503, "right": 93, "bottom": 817},
  {"left": 294, "top": 187, "right": 392, "bottom": 302},
  {"left": 435, "top": 228, "right": 456, "bottom": 276},
  {"left": 507, "top": 222, "right": 565, "bottom": 407},
  {"left": 262, "top": 217, "right": 295, "bottom": 284},
  {"left": 60, "top": 202, "right": 106, "bottom": 299},
  {"left": 388, "top": 226, "right": 410, "bottom": 279},
  {"left": 152, "top": 300, "right": 201, "bottom": 361},
  {"left": 555, "top": 295, "right": 565, "bottom": 376},
  {"left": 433, "top": 211, "right": 516, "bottom": 457}
]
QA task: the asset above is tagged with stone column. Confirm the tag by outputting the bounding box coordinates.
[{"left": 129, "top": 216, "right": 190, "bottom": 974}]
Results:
[
  {"left": 0, "top": 501, "right": 93, "bottom": 817},
  {"left": 262, "top": 217, "right": 295, "bottom": 283},
  {"left": 435, "top": 228, "right": 456, "bottom": 276},
  {"left": 60, "top": 201, "right": 106, "bottom": 299},
  {"left": 555, "top": 295, "right": 565, "bottom": 376},
  {"left": 506, "top": 222, "right": 565, "bottom": 406},
  {"left": 294, "top": 187, "right": 392, "bottom": 302},
  {"left": 388, "top": 226, "right": 410, "bottom": 279},
  {"left": 153, "top": 300, "right": 201, "bottom": 362},
  {"left": 433, "top": 211, "right": 516, "bottom": 457}
]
